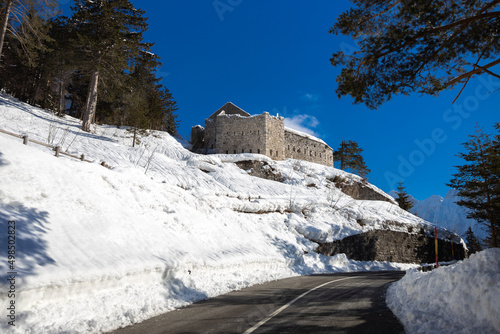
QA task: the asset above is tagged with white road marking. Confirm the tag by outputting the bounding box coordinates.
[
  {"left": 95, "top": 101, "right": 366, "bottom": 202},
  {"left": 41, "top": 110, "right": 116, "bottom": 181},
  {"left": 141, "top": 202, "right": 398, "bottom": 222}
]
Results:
[{"left": 243, "top": 277, "right": 353, "bottom": 334}]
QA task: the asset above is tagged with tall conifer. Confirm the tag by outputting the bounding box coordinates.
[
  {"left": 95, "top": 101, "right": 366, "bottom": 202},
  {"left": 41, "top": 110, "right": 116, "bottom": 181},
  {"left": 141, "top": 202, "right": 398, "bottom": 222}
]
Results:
[
  {"left": 333, "top": 140, "right": 370, "bottom": 177},
  {"left": 70, "top": 0, "right": 148, "bottom": 132},
  {"left": 448, "top": 124, "right": 499, "bottom": 248},
  {"left": 395, "top": 180, "right": 414, "bottom": 212}
]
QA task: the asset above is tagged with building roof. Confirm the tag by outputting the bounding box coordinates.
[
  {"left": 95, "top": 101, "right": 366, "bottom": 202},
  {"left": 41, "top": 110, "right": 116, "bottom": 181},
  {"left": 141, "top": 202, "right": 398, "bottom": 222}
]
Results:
[
  {"left": 284, "top": 127, "right": 330, "bottom": 148},
  {"left": 208, "top": 102, "right": 250, "bottom": 120}
]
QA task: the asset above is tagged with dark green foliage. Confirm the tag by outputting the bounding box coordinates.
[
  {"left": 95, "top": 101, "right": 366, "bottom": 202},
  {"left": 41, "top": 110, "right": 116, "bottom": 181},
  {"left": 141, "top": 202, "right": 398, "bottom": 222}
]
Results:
[
  {"left": 333, "top": 139, "right": 371, "bottom": 177},
  {"left": 0, "top": 0, "right": 59, "bottom": 65},
  {"left": 0, "top": 0, "right": 179, "bottom": 136},
  {"left": 330, "top": 0, "right": 500, "bottom": 109},
  {"left": 465, "top": 226, "right": 483, "bottom": 255},
  {"left": 0, "top": 0, "right": 59, "bottom": 104},
  {"left": 395, "top": 180, "right": 414, "bottom": 212},
  {"left": 448, "top": 124, "right": 500, "bottom": 248}
]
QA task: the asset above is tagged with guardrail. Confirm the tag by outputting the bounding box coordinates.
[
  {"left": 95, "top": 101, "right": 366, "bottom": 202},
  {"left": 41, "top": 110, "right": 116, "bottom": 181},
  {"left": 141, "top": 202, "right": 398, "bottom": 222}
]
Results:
[{"left": 0, "top": 128, "right": 111, "bottom": 168}]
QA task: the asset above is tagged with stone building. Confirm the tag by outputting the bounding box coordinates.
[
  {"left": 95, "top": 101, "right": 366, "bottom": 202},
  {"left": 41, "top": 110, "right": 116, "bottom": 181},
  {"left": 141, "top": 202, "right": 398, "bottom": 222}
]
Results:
[{"left": 191, "top": 102, "right": 333, "bottom": 166}]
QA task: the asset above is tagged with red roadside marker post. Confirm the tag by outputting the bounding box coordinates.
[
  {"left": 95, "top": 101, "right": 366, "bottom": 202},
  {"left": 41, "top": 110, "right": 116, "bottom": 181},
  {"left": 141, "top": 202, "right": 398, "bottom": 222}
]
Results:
[{"left": 434, "top": 227, "right": 439, "bottom": 268}]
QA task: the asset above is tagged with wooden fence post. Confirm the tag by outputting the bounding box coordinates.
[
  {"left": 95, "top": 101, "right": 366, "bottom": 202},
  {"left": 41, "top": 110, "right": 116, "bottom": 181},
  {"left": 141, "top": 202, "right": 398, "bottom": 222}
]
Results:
[
  {"left": 55, "top": 146, "right": 60, "bottom": 157},
  {"left": 80, "top": 154, "right": 85, "bottom": 161},
  {"left": 23, "top": 135, "right": 28, "bottom": 145}
]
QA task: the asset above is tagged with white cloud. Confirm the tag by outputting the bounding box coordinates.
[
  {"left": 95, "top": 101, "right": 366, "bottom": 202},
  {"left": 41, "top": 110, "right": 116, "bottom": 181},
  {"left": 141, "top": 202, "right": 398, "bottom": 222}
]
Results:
[
  {"left": 301, "top": 93, "right": 319, "bottom": 102},
  {"left": 284, "top": 114, "right": 320, "bottom": 136}
]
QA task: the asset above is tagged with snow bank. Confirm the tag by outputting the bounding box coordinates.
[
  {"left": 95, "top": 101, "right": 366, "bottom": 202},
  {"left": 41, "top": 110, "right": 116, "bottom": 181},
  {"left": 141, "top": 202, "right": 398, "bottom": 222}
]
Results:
[{"left": 387, "top": 248, "right": 500, "bottom": 334}]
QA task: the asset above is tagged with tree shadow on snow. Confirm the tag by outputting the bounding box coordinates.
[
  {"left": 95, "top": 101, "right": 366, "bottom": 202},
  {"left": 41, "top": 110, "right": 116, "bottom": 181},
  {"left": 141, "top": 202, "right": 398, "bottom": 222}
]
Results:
[
  {"left": 0, "top": 152, "right": 8, "bottom": 166},
  {"left": 0, "top": 94, "right": 113, "bottom": 143},
  {"left": 0, "top": 200, "right": 55, "bottom": 281}
]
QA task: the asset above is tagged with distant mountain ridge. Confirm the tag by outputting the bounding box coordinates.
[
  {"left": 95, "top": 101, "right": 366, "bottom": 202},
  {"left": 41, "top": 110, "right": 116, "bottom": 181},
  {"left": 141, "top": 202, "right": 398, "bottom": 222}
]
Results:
[{"left": 389, "top": 189, "right": 486, "bottom": 239}]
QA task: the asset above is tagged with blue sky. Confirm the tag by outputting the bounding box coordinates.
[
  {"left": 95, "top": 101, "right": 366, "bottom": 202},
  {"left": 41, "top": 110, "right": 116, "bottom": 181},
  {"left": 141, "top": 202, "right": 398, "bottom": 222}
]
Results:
[{"left": 60, "top": 1, "right": 500, "bottom": 200}]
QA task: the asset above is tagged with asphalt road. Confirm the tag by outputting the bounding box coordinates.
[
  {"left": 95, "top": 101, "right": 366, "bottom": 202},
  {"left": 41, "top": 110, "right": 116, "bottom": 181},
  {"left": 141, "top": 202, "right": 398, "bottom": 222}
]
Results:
[{"left": 109, "top": 271, "right": 406, "bottom": 334}]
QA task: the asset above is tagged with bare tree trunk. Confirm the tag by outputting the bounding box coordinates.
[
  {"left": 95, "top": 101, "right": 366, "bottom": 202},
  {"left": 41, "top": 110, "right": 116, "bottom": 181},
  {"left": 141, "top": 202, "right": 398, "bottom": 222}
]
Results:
[
  {"left": 82, "top": 69, "right": 99, "bottom": 132},
  {"left": 0, "top": 0, "right": 13, "bottom": 60},
  {"left": 58, "top": 78, "right": 65, "bottom": 116},
  {"left": 132, "top": 126, "right": 137, "bottom": 147}
]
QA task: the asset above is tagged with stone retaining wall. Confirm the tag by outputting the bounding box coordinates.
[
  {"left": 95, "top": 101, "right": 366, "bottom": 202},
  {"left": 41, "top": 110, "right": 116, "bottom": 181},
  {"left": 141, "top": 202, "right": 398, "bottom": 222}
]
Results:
[{"left": 315, "top": 230, "right": 466, "bottom": 264}]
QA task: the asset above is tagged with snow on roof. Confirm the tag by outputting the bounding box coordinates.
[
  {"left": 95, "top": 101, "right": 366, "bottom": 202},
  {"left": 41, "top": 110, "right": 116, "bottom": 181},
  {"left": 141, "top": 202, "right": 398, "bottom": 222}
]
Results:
[
  {"left": 209, "top": 102, "right": 250, "bottom": 120},
  {"left": 284, "top": 126, "right": 329, "bottom": 147}
]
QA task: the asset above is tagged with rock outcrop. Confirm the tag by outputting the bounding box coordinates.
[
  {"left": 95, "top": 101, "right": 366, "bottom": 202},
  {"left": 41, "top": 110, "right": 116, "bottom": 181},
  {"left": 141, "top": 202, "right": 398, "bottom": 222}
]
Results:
[
  {"left": 330, "top": 175, "right": 395, "bottom": 203},
  {"left": 235, "top": 160, "right": 285, "bottom": 182}
]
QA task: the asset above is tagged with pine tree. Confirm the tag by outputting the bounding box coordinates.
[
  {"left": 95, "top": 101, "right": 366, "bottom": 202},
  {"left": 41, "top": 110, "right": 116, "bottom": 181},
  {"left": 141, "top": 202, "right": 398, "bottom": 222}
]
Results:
[
  {"left": 158, "top": 87, "right": 179, "bottom": 137},
  {"left": 330, "top": 1, "right": 500, "bottom": 109},
  {"left": 448, "top": 124, "right": 499, "bottom": 248},
  {"left": 121, "top": 49, "right": 179, "bottom": 143},
  {"left": 333, "top": 140, "right": 370, "bottom": 177},
  {"left": 0, "top": 0, "right": 59, "bottom": 64},
  {"left": 395, "top": 180, "right": 414, "bottom": 212},
  {"left": 488, "top": 123, "right": 500, "bottom": 246},
  {"left": 0, "top": 0, "right": 59, "bottom": 104},
  {"left": 70, "top": 0, "right": 149, "bottom": 132},
  {"left": 465, "top": 227, "right": 483, "bottom": 255}
]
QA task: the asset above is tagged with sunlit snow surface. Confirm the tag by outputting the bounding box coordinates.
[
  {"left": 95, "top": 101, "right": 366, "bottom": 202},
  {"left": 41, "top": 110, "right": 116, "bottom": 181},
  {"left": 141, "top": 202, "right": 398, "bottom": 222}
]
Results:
[
  {"left": 387, "top": 248, "right": 500, "bottom": 334},
  {"left": 0, "top": 94, "right": 466, "bottom": 333}
]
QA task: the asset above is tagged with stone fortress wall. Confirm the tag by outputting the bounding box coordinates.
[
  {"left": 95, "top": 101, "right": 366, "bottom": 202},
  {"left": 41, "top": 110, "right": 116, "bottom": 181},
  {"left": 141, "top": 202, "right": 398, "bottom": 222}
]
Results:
[
  {"left": 192, "top": 102, "right": 333, "bottom": 167},
  {"left": 284, "top": 130, "right": 333, "bottom": 166}
]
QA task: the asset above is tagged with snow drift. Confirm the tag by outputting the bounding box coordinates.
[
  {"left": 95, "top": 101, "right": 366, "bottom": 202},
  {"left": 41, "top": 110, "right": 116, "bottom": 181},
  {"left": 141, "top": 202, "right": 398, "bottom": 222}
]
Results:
[{"left": 387, "top": 248, "right": 500, "bottom": 334}]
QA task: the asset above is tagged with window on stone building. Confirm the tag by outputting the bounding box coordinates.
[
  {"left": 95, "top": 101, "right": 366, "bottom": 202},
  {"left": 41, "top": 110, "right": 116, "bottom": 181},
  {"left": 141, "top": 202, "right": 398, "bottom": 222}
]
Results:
[
  {"left": 234, "top": 150, "right": 236, "bottom": 154},
  {"left": 242, "top": 131, "right": 244, "bottom": 136},
  {"left": 270, "top": 149, "right": 273, "bottom": 156},
  {"left": 250, "top": 149, "right": 252, "bottom": 153},
  {"left": 226, "top": 150, "right": 228, "bottom": 154},
  {"left": 258, "top": 149, "right": 260, "bottom": 154},
  {"left": 276, "top": 151, "right": 278, "bottom": 157},
  {"left": 242, "top": 149, "right": 245, "bottom": 153},
  {"left": 287, "top": 145, "right": 290, "bottom": 150}
]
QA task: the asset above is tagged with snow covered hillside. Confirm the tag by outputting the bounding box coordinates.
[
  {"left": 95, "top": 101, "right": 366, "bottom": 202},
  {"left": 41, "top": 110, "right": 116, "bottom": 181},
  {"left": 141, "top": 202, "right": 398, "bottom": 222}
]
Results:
[
  {"left": 387, "top": 248, "right": 500, "bottom": 334},
  {"left": 0, "top": 94, "right": 446, "bottom": 333},
  {"left": 389, "top": 190, "right": 485, "bottom": 240}
]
